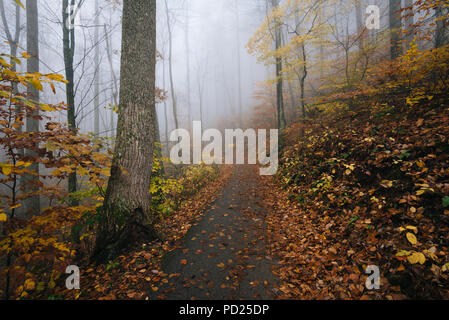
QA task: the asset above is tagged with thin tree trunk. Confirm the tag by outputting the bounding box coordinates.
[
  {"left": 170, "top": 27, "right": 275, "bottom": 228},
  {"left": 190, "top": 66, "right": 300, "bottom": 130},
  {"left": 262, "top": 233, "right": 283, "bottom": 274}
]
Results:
[
  {"left": 287, "top": 81, "right": 296, "bottom": 120},
  {"left": 94, "top": 0, "right": 158, "bottom": 262},
  {"left": 164, "top": 0, "right": 179, "bottom": 130},
  {"left": 94, "top": 0, "right": 100, "bottom": 137},
  {"left": 103, "top": 24, "right": 118, "bottom": 139},
  {"left": 271, "top": 0, "right": 286, "bottom": 130},
  {"left": 300, "top": 43, "right": 307, "bottom": 120},
  {"left": 185, "top": 2, "right": 191, "bottom": 130},
  {"left": 24, "top": 0, "right": 40, "bottom": 214},
  {"left": 162, "top": 55, "right": 169, "bottom": 143},
  {"left": 62, "top": 0, "right": 79, "bottom": 204},
  {"left": 235, "top": 0, "right": 243, "bottom": 127},
  {"left": 0, "top": 0, "right": 21, "bottom": 134}
]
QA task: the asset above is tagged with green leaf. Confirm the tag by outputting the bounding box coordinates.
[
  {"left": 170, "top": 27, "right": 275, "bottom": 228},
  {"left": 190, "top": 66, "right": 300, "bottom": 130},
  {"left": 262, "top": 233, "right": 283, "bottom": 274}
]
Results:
[{"left": 443, "top": 196, "right": 449, "bottom": 208}]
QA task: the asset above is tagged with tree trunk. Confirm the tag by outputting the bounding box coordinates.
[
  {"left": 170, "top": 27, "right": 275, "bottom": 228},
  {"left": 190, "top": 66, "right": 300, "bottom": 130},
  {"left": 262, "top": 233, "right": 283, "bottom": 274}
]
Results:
[
  {"left": 355, "top": 0, "right": 364, "bottom": 48},
  {"left": 185, "top": 2, "right": 192, "bottom": 130},
  {"left": 235, "top": 0, "right": 243, "bottom": 127},
  {"left": 164, "top": 0, "right": 179, "bottom": 130},
  {"left": 24, "top": 0, "right": 40, "bottom": 214},
  {"left": 271, "top": 0, "right": 286, "bottom": 131},
  {"left": 94, "top": 0, "right": 100, "bottom": 138},
  {"left": 94, "top": 0, "right": 158, "bottom": 263},
  {"left": 435, "top": 3, "right": 449, "bottom": 48},
  {"left": 162, "top": 56, "right": 169, "bottom": 143},
  {"left": 403, "top": 0, "right": 414, "bottom": 48},
  {"left": 300, "top": 43, "right": 307, "bottom": 120},
  {"left": 103, "top": 24, "right": 118, "bottom": 139},
  {"left": 0, "top": 0, "right": 21, "bottom": 135},
  {"left": 389, "top": 0, "right": 402, "bottom": 59},
  {"left": 62, "top": 0, "right": 79, "bottom": 204}
]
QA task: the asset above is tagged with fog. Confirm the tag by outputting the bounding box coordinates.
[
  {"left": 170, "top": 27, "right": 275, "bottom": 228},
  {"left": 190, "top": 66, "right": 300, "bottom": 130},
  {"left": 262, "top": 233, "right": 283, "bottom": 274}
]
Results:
[
  {"left": 157, "top": 0, "right": 269, "bottom": 136},
  {"left": 0, "top": 0, "right": 271, "bottom": 141}
]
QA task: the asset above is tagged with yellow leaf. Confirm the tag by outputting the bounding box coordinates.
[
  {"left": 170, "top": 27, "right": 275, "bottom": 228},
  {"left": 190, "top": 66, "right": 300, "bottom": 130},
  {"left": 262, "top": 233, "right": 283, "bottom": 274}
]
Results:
[
  {"left": 0, "top": 213, "right": 7, "bottom": 222},
  {"left": 407, "top": 252, "right": 419, "bottom": 264},
  {"left": 14, "top": 0, "right": 25, "bottom": 9},
  {"left": 24, "top": 279, "right": 35, "bottom": 291},
  {"left": 416, "top": 189, "right": 425, "bottom": 196},
  {"left": 48, "top": 280, "right": 56, "bottom": 289},
  {"left": 406, "top": 232, "right": 418, "bottom": 245},
  {"left": 21, "top": 52, "right": 31, "bottom": 59},
  {"left": 406, "top": 226, "right": 418, "bottom": 233},
  {"left": 380, "top": 180, "right": 393, "bottom": 188},
  {"left": 416, "top": 252, "right": 426, "bottom": 265},
  {"left": 442, "top": 263, "right": 449, "bottom": 272},
  {"left": 45, "top": 73, "right": 67, "bottom": 83},
  {"left": 28, "top": 78, "right": 43, "bottom": 91},
  {"left": 416, "top": 160, "right": 425, "bottom": 168},
  {"left": 9, "top": 204, "right": 21, "bottom": 210},
  {"left": 40, "top": 104, "right": 56, "bottom": 112},
  {"left": 2, "top": 166, "right": 12, "bottom": 175}
]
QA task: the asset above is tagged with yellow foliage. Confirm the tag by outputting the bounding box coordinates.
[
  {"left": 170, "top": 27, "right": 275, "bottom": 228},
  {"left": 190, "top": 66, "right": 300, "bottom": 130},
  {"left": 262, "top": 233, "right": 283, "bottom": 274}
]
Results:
[{"left": 406, "top": 232, "right": 418, "bottom": 245}]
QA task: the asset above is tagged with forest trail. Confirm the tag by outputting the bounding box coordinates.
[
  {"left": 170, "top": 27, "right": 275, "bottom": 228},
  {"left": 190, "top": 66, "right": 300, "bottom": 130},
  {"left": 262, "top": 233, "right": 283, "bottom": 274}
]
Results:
[{"left": 151, "top": 165, "right": 279, "bottom": 300}]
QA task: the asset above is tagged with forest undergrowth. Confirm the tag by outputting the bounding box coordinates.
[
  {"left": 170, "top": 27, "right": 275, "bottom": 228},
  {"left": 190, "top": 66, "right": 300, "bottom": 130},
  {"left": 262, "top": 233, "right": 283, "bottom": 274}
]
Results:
[{"left": 260, "top": 101, "right": 449, "bottom": 299}]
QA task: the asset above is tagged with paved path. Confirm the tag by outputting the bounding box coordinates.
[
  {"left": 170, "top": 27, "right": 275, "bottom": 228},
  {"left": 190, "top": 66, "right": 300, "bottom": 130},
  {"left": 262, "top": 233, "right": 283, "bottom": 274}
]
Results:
[{"left": 152, "top": 165, "right": 278, "bottom": 300}]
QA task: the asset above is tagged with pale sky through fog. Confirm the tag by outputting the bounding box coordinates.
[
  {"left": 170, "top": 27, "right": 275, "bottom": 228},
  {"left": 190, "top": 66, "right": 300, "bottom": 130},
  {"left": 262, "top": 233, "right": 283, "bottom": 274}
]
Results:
[{"left": 0, "top": 0, "right": 270, "bottom": 138}]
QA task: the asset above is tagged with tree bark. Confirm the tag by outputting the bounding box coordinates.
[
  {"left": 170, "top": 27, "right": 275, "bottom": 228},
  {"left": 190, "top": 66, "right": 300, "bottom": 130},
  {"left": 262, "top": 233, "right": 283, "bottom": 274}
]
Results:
[
  {"left": 94, "top": 0, "right": 158, "bottom": 263},
  {"left": 435, "top": 3, "right": 449, "bottom": 48},
  {"left": 403, "top": 0, "right": 414, "bottom": 48},
  {"left": 185, "top": 2, "right": 192, "bottom": 130},
  {"left": 271, "top": 0, "right": 286, "bottom": 131},
  {"left": 62, "top": 0, "right": 79, "bottom": 204},
  {"left": 164, "top": 0, "right": 179, "bottom": 130},
  {"left": 94, "top": 0, "right": 100, "bottom": 138},
  {"left": 389, "top": 0, "right": 402, "bottom": 59},
  {"left": 24, "top": 0, "right": 40, "bottom": 214},
  {"left": 235, "top": 0, "right": 243, "bottom": 127},
  {"left": 0, "top": 0, "right": 21, "bottom": 132}
]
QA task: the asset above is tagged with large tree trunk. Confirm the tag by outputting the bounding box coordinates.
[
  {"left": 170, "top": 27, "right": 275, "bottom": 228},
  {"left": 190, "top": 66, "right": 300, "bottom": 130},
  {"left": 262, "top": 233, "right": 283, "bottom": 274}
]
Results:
[
  {"left": 94, "top": 0, "right": 157, "bottom": 263},
  {"left": 403, "top": 0, "right": 414, "bottom": 48},
  {"left": 435, "top": 3, "right": 449, "bottom": 48},
  {"left": 355, "top": 0, "right": 364, "bottom": 49},
  {"left": 389, "top": 0, "right": 402, "bottom": 59},
  {"left": 24, "top": 0, "right": 40, "bottom": 214}
]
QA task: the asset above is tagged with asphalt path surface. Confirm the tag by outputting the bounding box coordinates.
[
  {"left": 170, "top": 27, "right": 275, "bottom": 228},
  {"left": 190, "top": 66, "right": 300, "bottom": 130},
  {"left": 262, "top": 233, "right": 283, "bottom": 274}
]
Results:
[{"left": 152, "top": 165, "right": 279, "bottom": 300}]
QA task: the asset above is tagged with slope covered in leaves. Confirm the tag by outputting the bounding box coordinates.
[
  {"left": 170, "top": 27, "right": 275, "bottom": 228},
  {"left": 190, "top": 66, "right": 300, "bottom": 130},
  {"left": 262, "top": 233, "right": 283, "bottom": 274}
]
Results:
[{"left": 261, "top": 104, "right": 449, "bottom": 299}]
